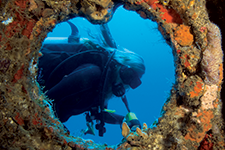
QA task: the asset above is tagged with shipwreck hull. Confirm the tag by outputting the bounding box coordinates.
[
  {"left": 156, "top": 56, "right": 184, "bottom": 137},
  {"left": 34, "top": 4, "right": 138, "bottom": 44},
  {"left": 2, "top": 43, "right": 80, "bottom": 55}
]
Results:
[{"left": 0, "top": 0, "right": 224, "bottom": 149}]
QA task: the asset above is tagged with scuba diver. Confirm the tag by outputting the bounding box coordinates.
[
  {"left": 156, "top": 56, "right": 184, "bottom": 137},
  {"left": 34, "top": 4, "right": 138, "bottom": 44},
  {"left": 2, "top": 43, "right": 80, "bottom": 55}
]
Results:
[{"left": 37, "top": 21, "right": 145, "bottom": 136}]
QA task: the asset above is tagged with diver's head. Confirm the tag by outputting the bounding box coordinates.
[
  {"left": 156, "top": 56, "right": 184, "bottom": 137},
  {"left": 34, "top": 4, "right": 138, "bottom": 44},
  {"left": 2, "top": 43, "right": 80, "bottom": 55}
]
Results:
[
  {"left": 106, "top": 47, "right": 145, "bottom": 98},
  {"left": 112, "top": 47, "right": 145, "bottom": 80},
  {"left": 115, "top": 48, "right": 145, "bottom": 77},
  {"left": 119, "top": 65, "right": 142, "bottom": 89}
]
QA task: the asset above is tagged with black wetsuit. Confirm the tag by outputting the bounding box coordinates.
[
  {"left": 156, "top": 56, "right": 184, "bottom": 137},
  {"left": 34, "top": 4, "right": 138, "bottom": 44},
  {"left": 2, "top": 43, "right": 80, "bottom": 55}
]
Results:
[{"left": 38, "top": 43, "right": 124, "bottom": 124}]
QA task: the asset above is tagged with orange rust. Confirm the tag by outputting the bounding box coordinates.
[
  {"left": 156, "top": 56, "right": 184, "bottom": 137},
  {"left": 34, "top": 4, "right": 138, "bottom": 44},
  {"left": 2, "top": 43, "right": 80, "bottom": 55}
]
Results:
[
  {"left": 15, "top": 112, "right": 25, "bottom": 125},
  {"left": 138, "top": 0, "right": 182, "bottom": 24},
  {"left": 213, "top": 99, "right": 219, "bottom": 108},
  {"left": 15, "top": 0, "right": 28, "bottom": 9},
  {"left": 187, "top": 0, "right": 195, "bottom": 9},
  {"left": 196, "top": 82, "right": 203, "bottom": 89},
  {"left": 185, "top": 60, "right": 192, "bottom": 69},
  {"left": 216, "top": 141, "right": 225, "bottom": 148},
  {"left": 189, "top": 82, "right": 204, "bottom": 98},
  {"left": 218, "top": 63, "right": 223, "bottom": 85},
  {"left": 32, "top": 112, "right": 43, "bottom": 126},
  {"left": 162, "top": 7, "right": 183, "bottom": 24},
  {"left": 185, "top": 110, "right": 214, "bottom": 143},
  {"left": 189, "top": 91, "right": 198, "bottom": 98},
  {"left": 184, "top": 124, "right": 205, "bottom": 142},
  {"left": 191, "top": 13, "right": 198, "bottom": 20},
  {"left": 199, "top": 133, "right": 213, "bottom": 150},
  {"left": 22, "top": 19, "right": 36, "bottom": 38},
  {"left": 199, "top": 110, "right": 213, "bottom": 131},
  {"left": 63, "top": 139, "right": 67, "bottom": 145},
  {"left": 174, "top": 25, "right": 194, "bottom": 46},
  {"left": 5, "top": 0, "right": 37, "bottom": 40},
  {"left": 180, "top": 54, "right": 194, "bottom": 71},
  {"left": 174, "top": 106, "right": 186, "bottom": 117},
  {"left": 184, "top": 57, "right": 191, "bottom": 67},
  {"left": 12, "top": 65, "right": 24, "bottom": 83},
  {"left": 156, "top": 4, "right": 182, "bottom": 24}
]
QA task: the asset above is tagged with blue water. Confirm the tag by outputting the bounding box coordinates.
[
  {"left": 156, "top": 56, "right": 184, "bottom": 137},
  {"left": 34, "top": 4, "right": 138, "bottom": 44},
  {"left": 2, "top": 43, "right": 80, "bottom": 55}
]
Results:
[{"left": 45, "top": 6, "right": 175, "bottom": 145}]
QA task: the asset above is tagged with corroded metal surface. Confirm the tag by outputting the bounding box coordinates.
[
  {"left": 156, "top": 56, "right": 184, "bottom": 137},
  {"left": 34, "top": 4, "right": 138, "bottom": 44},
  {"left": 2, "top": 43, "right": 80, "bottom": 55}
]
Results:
[{"left": 0, "top": 0, "right": 224, "bottom": 149}]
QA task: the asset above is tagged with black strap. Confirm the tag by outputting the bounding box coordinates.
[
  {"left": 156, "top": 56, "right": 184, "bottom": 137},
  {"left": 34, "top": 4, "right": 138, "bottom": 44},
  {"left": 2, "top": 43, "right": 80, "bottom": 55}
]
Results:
[{"left": 97, "top": 49, "right": 116, "bottom": 136}]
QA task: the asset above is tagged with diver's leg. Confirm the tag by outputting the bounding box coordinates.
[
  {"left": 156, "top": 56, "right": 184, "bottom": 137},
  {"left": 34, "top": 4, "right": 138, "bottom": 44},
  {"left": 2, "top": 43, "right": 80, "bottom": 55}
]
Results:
[
  {"left": 46, "top": 63, "right": 101, "bottom": 102},
  {"left": 46, "top": 64, "right": 101, "bottom": 123}
]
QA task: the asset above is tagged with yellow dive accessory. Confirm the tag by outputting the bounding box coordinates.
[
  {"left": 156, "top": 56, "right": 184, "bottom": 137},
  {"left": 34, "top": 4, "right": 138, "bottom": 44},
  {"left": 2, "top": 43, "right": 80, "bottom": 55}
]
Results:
[
  {"left": 125, "top": 112, "right": 138, "bottom": 123},
  {"left": 104, "top": 109, "right": 116, "bottom": 113}
]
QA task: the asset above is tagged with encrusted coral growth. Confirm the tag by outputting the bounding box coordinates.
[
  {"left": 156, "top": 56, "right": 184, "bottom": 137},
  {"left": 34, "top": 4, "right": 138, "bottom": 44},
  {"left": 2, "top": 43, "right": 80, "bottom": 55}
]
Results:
[
  {"left": 178, "top": 75, "right": 204, "bottom": 107},
  {"left": 199, "top": 133, "right": 213, "bottom": 150},
  {"left": 201, "top": 23, "right": 223, "bottom": 85},
  {"left": 174, "top": 24, "right": 194, "bottom": 47},
  {"left": 201, "top": 84, "right": 218, "bottom": 110},
  {"left": 80, "top": 0, "right": 114, "bottom": 23},
  {"left": 0, "top": 0, "right": 224, "bottom": 149}
]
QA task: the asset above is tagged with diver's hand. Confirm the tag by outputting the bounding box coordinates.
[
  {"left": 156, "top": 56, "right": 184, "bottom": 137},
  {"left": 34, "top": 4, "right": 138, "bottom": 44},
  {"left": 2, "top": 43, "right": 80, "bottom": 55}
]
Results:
[{"left": 123, "top": 112, "right": 141, "bottom": 131}]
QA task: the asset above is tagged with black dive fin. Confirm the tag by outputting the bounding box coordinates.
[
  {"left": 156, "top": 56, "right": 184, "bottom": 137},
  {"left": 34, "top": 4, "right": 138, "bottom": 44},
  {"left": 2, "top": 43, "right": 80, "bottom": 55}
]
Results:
[
  {"left": 100, "top": 24, "right": 117, "bottom": 48},
  {"left": 67, "top": 21, "right": 80, "bottom": 43}
]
